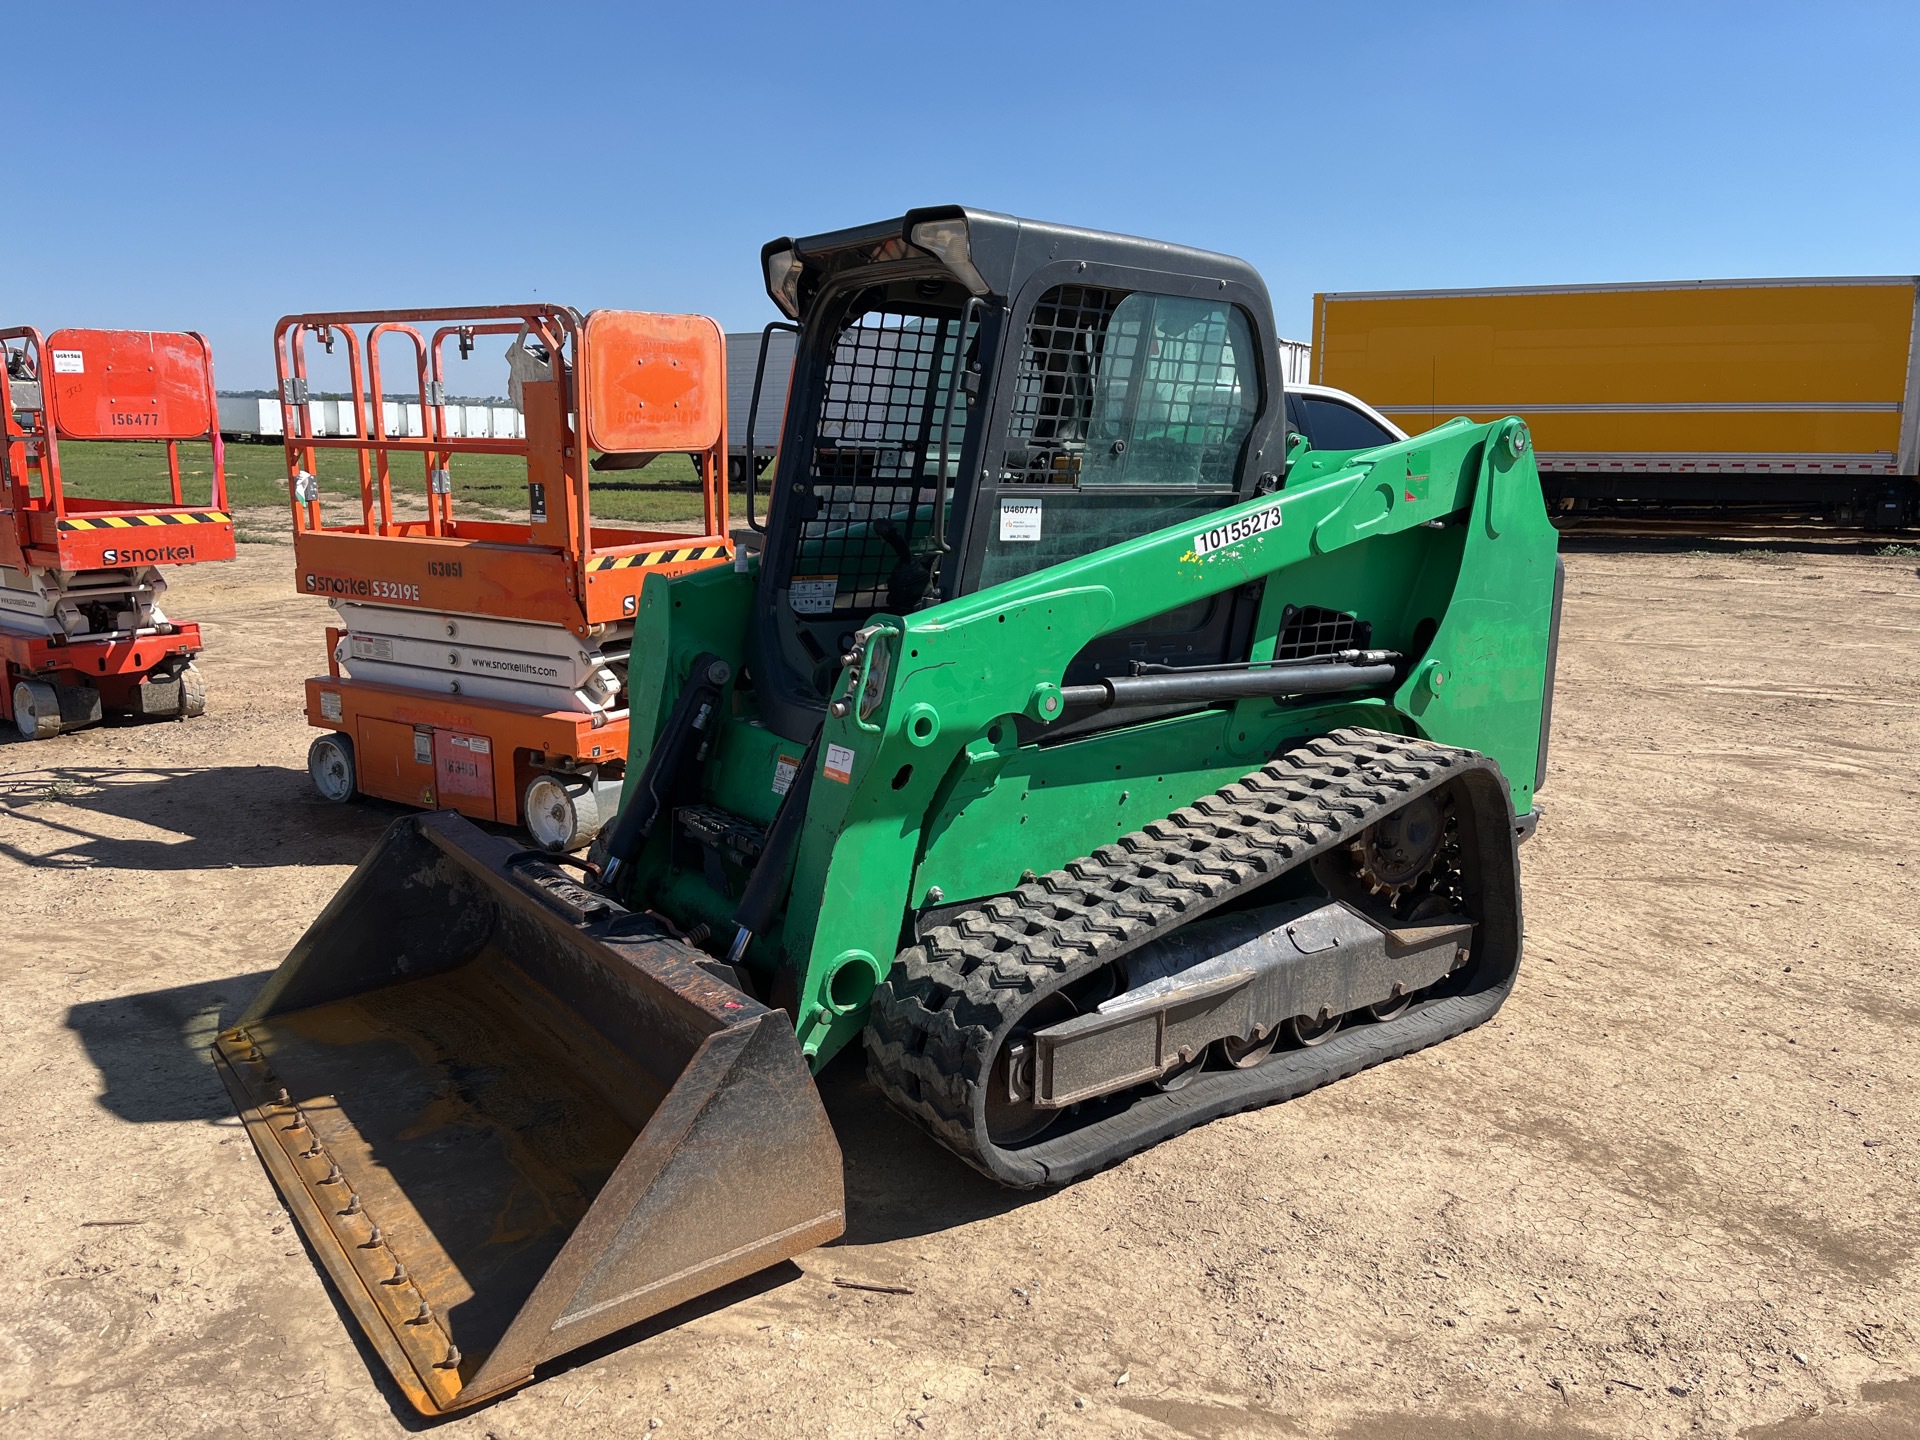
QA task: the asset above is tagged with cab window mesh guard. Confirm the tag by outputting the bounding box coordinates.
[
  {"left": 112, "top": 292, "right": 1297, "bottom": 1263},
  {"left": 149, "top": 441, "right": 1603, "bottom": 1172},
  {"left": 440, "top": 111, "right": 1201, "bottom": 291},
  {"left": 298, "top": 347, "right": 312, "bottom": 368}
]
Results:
[
  {"left": 796, "top": 304, "right": 973, "bottom": 619},
  {"left": 1003, "top": 285, "right": 1255, "bottom": 487}
]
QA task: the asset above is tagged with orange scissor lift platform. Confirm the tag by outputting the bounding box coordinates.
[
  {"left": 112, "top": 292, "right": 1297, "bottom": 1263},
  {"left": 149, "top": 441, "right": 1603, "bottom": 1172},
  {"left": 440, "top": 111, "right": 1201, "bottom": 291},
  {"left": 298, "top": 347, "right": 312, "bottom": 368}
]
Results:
[
  {"left": 0, "top": 327, "right": 234, "bottom": 738},
  {"left": 283, "top": 305, "right": 734, "bottom": 847}
]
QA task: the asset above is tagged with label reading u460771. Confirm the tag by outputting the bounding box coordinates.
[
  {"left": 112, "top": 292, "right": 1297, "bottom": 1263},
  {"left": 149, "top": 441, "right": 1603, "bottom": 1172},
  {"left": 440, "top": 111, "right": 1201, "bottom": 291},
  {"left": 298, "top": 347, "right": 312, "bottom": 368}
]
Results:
[{"left": 1192, "top": 502, "right": 1283, "bottom": 557}]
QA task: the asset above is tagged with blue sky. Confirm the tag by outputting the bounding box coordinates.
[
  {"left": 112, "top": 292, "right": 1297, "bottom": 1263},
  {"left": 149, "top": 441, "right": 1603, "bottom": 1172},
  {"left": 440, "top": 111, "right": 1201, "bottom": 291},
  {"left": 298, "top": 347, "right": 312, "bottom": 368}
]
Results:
[{"left": 7, "top": 1, "right": 1915, "bottom": 388}]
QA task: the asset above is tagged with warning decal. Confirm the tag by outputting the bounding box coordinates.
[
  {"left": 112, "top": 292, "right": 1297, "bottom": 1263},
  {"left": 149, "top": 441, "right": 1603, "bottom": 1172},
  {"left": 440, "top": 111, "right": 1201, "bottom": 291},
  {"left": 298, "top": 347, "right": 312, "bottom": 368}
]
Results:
[
  {"left": 790, "top": 576, "right": 838, "bottom": 615},
  {"left": 772, "top": 753, "right": 802, "bottom": 795},
  {"left": 823, "top": 743, "right": 856, "bottom": 784}
]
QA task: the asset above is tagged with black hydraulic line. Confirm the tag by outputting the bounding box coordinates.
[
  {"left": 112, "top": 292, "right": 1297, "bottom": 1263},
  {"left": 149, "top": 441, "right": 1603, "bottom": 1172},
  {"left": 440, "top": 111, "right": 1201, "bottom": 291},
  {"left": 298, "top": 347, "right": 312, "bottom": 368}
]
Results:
[
  {"left": 725, "top": 733, "right": 822, "bottom": 965},
  {"left": 1127, "top": 648, "right": 1398, "bottom": 675},
  {"left": 1058, "top": 661, "right": 1397, "bottom": 713},
  {"left": 599, "top": 652, "right": 731, "bottom": 888}
]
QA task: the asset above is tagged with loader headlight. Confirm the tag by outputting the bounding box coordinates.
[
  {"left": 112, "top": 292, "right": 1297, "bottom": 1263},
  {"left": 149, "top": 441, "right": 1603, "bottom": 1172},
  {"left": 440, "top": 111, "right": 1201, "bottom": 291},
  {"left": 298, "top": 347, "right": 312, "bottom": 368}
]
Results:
[
  {"left": 908, "top": 218, "right": 990, "bottom": 297},
  {"left": 857, "top": 632, "right": 891, "bottom": 722},
  {"left": 764, "top": 247, "right": 804, "bottom": 320}
]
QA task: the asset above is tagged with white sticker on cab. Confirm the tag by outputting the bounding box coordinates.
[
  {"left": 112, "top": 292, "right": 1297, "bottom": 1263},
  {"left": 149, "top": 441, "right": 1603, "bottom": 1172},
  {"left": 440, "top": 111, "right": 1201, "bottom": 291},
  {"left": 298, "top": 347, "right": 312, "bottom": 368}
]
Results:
[
  {"left": 823, "top": 743, "right": 856, "bottom": 784},
  {"left": 50, "top": 350, "right": 84, "bottom": 375},
  {"left": 999, "top": 497, "right": 1043, "bottom": 542}
]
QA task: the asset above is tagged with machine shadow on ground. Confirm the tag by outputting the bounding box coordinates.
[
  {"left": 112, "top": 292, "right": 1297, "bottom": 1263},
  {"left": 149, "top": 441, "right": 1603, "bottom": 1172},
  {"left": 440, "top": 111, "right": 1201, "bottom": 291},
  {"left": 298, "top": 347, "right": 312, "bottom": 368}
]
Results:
[
  {"left": 814, "top": 1051, "right": 1036, "bottom": 1245},
  {"left": 0, "top": 761, "right": 391, "bottom": 870},
  {"left": 67, "top": 971, "right": 275, "bottom": 1124}
]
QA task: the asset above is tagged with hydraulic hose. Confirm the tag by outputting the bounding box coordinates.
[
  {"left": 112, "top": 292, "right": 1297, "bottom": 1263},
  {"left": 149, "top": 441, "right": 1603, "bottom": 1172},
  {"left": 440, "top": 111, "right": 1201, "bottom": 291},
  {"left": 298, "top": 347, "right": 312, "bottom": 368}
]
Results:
[
  {"left": 599, "top": 652, "right": 731, "bottom": 889},
  {"left": 726, "top": 733, "right": 821, "bottom": 965}
]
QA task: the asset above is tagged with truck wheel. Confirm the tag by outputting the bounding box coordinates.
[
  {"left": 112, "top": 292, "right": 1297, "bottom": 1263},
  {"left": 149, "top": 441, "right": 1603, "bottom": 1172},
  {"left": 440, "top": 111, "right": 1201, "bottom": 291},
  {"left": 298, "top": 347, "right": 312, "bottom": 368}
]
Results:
[
  {"left": 524, "top": 773, "right": 601, "bottom": 852},
  {"left": 308, "top": 733, "right": 358, "bottom": 803}
]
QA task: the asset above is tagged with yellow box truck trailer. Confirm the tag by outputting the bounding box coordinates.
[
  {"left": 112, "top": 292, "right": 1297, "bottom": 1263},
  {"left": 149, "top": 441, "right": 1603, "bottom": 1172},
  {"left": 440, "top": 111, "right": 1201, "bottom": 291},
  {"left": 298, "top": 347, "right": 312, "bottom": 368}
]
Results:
[{"left": 1311, "top": 277, "right": 1920, "bottom": 527}]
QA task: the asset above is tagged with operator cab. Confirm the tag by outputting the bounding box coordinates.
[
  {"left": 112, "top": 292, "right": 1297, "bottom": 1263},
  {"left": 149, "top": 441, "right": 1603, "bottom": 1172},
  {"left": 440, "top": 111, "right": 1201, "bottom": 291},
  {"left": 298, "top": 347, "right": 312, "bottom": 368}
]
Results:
[{"left": 745, "top": 207, "right": 1293, "bottom": 740}]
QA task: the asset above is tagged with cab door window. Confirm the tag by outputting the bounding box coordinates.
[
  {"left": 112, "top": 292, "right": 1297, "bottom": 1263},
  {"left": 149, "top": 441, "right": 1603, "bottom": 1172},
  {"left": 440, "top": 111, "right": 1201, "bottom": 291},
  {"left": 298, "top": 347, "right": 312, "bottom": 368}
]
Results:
[
  {"left": 976, "top": 283, "right": 1262, "bottom": 675},
  {"left": 984, "top": 285, "right": 1258, "bottom": 591}
]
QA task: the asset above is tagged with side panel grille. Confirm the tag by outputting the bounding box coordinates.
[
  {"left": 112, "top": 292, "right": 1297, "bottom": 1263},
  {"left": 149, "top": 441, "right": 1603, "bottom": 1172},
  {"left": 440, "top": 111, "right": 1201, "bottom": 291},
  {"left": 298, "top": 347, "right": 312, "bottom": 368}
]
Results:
[{"left": 1273, "top": 605, "right": 1371, "bottom": 660}]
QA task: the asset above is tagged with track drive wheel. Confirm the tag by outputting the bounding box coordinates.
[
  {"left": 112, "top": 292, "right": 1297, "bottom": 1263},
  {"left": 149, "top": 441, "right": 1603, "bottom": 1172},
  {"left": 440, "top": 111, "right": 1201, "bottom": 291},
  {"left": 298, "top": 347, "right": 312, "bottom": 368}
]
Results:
[
  {"left": 523, "top": 773, "right": 602, "bottom": 852},
  {"left": 307, "top": 732, "right": 358, "bottom": 803}
]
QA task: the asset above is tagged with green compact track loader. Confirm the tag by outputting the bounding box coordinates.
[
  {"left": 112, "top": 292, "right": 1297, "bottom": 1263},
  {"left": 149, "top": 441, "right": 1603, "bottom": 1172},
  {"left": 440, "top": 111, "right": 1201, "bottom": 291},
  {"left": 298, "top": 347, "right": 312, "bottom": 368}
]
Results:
[{"left": 217, "top": 207, "right": 1563, "bottom": 1412}]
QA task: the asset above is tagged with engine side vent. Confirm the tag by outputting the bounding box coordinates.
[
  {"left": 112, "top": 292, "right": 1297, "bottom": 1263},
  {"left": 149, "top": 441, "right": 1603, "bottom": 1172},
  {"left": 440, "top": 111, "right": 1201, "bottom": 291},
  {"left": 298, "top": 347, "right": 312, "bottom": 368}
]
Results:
[{"left": 1274, "top": 605, "right": 1371, "bottom": 661}]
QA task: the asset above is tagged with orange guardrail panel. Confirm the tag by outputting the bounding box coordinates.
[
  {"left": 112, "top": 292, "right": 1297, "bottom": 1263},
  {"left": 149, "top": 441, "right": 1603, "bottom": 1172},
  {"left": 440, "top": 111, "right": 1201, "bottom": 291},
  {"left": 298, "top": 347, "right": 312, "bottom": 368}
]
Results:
[
  {"left": 582, "top": 312, "right": 725, "bottom": 454},
  {"left": 43, "top": 329, "right": 215, "bottom": 440}
]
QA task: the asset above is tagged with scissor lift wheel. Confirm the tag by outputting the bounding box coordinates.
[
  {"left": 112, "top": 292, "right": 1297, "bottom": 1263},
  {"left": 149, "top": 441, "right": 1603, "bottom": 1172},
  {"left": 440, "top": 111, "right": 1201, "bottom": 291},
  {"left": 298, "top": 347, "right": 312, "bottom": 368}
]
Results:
[
  {"left": 307, "top": 732, "right": 358, "bottom": 803},
  {"left": 178, "top": 662, "right": 207, "bottom": 718},
  {"left": 12, "top": 678, "right": 103, "bottom": 740},
  {"left": 523, "top": 773, "right": 601, "bottom": 852}
]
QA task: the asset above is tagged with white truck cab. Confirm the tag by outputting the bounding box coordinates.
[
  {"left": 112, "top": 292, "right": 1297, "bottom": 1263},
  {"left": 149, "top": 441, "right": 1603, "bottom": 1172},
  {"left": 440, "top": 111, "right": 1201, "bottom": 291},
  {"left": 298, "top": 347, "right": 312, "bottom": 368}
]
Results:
[{"left": 1284, "top": 381, "right": 1407, "bottom": 452}]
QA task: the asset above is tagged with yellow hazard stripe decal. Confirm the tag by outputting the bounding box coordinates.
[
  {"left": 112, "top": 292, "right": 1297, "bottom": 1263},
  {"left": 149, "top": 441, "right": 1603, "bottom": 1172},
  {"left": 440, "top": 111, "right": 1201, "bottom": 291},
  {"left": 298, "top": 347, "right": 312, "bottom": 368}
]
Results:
[
  {"left": 58, "top": 510, "right": 232, "bottom": 531},
  {"left": 587, "top": 543, "right": 730, "bottom": 572}
]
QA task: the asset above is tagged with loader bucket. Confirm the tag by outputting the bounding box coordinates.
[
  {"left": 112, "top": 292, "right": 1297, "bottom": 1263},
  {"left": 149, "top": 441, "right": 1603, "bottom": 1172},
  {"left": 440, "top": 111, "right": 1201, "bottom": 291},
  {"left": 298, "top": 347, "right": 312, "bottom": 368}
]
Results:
[{"left": 213, "top": 811, "right": 844, "bottom": 1415}]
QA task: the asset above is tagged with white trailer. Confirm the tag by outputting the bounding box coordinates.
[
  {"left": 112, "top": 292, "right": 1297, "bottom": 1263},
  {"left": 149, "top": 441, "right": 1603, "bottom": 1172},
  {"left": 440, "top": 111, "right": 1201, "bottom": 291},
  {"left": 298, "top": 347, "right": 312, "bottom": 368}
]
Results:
[
  {"left": 218, "top": 396, "right": 330, "bottom": 439},
  {"left": 1278, "top": 338, "right": 1311, "bottom": 386}
]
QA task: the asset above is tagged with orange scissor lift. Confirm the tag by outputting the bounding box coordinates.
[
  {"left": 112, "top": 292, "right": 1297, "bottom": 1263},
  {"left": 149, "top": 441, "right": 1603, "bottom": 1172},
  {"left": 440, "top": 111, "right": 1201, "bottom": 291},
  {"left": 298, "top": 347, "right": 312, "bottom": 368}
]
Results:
[
  {"left": 282, "top": 305, "right": 734, "bottom": 848},
  {"left": 0, "top": 327, "right": 234, "bottom": 738}
]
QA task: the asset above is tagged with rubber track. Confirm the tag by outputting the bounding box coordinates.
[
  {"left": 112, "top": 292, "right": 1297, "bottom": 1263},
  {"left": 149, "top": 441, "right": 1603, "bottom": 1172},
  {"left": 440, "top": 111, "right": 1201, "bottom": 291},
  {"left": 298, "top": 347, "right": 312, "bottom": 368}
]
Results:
[{"left": 864, "top": 727, "right": 1520, "bottom": 1187}]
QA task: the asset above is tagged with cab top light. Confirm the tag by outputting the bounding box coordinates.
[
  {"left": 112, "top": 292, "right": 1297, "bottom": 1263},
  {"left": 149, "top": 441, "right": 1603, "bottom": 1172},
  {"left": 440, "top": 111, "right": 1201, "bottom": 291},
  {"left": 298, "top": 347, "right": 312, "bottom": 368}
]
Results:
[
  {"left": 765, "top": 248, "right": 803, "bottom": 320},
  {"left": 908, "top": 219, "right": 990, "bottom": 297}
]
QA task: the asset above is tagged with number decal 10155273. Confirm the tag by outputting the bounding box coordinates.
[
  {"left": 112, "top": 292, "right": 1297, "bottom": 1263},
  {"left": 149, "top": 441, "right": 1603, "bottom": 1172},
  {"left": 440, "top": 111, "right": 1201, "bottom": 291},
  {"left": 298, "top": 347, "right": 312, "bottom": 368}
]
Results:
[{"left": 1192, "top": 501, "right": 1283, "bottom": 558}]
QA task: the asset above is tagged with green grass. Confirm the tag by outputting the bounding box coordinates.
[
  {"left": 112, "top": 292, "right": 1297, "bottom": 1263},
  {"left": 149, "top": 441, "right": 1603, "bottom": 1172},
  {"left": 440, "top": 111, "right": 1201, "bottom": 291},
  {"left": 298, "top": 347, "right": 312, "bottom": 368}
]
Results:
[
  {"left": 41, "top": 439, "right": 724, "bottom": 527},
  {"left": 1877, "top": 542, "right": 1920, "bottom": 557}
]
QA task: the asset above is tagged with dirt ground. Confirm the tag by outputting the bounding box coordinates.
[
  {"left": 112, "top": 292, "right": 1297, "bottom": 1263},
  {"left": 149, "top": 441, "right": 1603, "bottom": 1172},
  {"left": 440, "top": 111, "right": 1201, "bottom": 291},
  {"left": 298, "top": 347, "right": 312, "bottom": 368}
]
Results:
[{"left": 2, "top": 520, "right": 1917, "bottom": 1440}]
